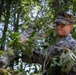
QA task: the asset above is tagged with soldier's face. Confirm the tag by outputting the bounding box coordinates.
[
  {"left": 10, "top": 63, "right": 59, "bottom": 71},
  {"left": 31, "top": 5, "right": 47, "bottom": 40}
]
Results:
[{"left": 55, "top": 22, "right": 72, "bottom": 37}]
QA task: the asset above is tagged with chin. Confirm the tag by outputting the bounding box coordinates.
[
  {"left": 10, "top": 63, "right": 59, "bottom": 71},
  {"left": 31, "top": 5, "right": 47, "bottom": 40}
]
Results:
[
  {"left": 58, "top": 34, "right": 66, "bottom": 38},
  {"left": 58, "top": 34, "right": 63, "bottom": 36}
]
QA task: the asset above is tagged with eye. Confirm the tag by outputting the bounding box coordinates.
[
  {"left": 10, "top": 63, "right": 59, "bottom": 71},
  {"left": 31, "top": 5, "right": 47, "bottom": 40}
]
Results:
[
  {"left": 55, "top": 24, "right": 66, "bottom": 28},
  {"left": 60, "top": 25, "right": 65, "bottom": 28},
  {"left": 61, "top": 24, "right": 66, "bottom": 26}
]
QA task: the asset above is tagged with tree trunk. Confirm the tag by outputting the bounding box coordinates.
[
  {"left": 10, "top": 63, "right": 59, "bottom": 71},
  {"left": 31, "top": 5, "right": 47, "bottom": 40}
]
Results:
[{"left": 1, "top": 0, "right": 10, "bottom": 50}]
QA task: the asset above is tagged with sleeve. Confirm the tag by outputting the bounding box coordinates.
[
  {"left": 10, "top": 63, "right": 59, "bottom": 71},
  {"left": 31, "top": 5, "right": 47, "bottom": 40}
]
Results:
[{"left": 49, "top": 40, "right": 68, "bottom": 56}]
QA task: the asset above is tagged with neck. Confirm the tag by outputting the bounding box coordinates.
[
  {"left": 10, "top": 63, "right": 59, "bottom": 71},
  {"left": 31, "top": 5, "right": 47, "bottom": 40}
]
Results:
[
  {"left": 58, "top": 36, "right": 64, "bottom": 40},
  {"left": 58, "top": 34, "right": 69, "bottom": 39}
]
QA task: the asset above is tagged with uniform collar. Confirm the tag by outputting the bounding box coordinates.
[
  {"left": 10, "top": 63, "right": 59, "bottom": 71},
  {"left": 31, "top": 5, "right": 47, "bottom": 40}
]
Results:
[{"left": 60, "top": 34, "right": 72, "bottom": 41}]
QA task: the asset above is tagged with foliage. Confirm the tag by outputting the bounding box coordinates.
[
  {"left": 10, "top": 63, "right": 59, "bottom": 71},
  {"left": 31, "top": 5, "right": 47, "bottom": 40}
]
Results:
[
  {"left": 0, "top": 68, "right": 16, "bottom": 75},
  {"left": 43, "top": 48, "right": 76, "bottom": 75},
  {"left": 0, "top": 0, "right": 76, "bottom": 75}
]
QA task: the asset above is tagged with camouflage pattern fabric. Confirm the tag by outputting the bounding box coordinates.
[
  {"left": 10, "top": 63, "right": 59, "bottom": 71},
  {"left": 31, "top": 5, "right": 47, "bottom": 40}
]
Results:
[
  {"left": 54, "top": 12, "right": 74, "bottom": 25},
  {"left": 43, "top": 34, "right": 76, "bottom": 75},
  {"left": 49, "top": 34, "right": 76, "bottom": 55}
]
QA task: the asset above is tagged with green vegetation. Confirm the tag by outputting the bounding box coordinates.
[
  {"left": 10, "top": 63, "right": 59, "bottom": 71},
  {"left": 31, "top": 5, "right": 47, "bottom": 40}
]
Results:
[{"left": 0, "top": 0, "right": 76, "bottom": 75}]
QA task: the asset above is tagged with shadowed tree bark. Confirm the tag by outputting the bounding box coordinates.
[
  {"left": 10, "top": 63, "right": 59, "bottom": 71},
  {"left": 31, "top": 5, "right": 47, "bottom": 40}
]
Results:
[
  {"left": 0, "top": 0, "right": 4, "bottom": 20},
  {"left": 1, "top": 0, "right": 11, "bottom": 50}
]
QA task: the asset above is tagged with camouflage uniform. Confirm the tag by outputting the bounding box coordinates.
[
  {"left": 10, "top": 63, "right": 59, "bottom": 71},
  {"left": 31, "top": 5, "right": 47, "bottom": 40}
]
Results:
[
  {"left": 50, "top": 34, "right": 76, "bottom": 55},
  {"left": 42, "top": 12, "right": 76, "bottom": 75},
  {"left": 44, "top": 34, "right": 76, "bottom": 75}
]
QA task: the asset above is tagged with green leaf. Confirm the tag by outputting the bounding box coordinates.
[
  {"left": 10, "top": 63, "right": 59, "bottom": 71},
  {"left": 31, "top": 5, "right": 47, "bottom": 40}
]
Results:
[
  {"left": 0, "top": 51, "right": 5, "bottom": 56},
  {"left": 19, "top": 71, "right": 26, "bottom": 75},
  {"left": 8, "top": 48, "right": 14, "bottom": 55}
]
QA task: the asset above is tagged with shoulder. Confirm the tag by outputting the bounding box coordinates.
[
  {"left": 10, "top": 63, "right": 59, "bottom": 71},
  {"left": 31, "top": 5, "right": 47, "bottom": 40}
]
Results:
[
  {"left": 65, "top": 35, "right": 76, "bottom": 47},
  {"left": 50, "top": 35, "right": 76, "bottom": 50},
  {"left": 58, "top": 34, "right": 76, "bottom": 46}
]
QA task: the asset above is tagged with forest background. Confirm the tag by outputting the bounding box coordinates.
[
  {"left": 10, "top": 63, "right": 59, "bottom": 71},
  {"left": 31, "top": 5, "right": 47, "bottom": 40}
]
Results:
[{"left": 0, "top": 0, "right": 76, "bottom": 75}]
